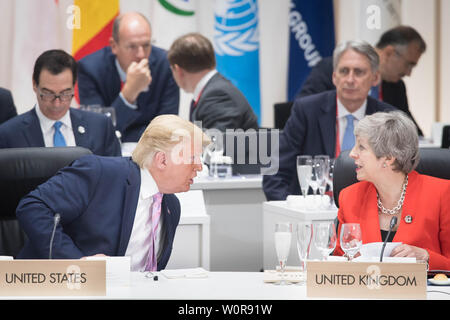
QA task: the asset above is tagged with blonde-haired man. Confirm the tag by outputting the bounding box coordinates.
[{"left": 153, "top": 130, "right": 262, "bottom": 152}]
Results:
[{"left": 16, "top": 115, "right": 210, "bottom": 272}]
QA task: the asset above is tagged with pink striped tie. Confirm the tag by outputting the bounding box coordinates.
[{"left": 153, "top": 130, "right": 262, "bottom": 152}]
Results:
[{"left": 145, "top": 192, "right": 163, "bottom": 271}]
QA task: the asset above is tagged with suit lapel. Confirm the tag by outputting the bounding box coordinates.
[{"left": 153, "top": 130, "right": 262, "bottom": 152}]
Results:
[
  {"left": 318, "top": 92, "right": 337, "bottom": 156},
  {"left": 22, "top": 109, "right": 45, "bottom": 146},
  {"left": 70, "top": 109, "right": 89, "bottom": 148},
  {"left": 117, "top": 160, "right": 141, "bottom": 256}
]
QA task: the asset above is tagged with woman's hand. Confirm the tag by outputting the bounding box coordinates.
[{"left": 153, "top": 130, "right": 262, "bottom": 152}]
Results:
[{"left": 390, "top": 244, "right": 429, "bottom": 261}]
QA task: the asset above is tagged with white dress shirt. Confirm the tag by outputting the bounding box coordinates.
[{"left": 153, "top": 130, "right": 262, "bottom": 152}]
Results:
[
  {"left": 336, "top": 98, "right": 367, "bottom": 147},
  {"left": 125, "top": 167, "right": 163, "bottom": 272},
  {"left": 35, "top": 105, "right": 76, "bottom": 147}
]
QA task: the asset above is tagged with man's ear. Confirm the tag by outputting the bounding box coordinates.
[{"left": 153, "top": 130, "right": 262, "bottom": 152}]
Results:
[
  {"left": 153, "top": 151, "right": 167, "bottom": 170},
  {"left": 110, "top": 36, "right": 118, "bottom": 55}
]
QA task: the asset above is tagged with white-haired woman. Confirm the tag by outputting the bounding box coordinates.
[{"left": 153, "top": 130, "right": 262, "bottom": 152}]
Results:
[{"left": 335, "top": 111, "right": 450, "bottom": 270}]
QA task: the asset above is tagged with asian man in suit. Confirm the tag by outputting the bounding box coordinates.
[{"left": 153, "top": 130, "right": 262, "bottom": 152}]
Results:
[
  {"left": 296, "top": 26, "right": 426, "bottom": 136},
  {"left": 263, "top": 40, "right": 395, "bottom": 201},
  {"left": 0, "top": 87, "right": 17, "bottom": 125},
  {"left": 0, "top": 49, "right": 121, "bottom": 157},
  {"left": 167, "top": 32, "right": 258, "bottom": 131},
  {"left": 78, "top": 12, "right": 179, "bottom": 143},
  {"left": 16, "top": 114, "right": 211, "bottom": 271}
]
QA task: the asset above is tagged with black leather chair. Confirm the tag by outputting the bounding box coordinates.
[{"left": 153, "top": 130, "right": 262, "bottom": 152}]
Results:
[
  {"left": 333, "top": 147, "right": 450, "bottom": 208},
  {"left": 0, "top": 147, "right": 92, "bottom": 257},
  {"left": 274, "top": 102, "right": 293, "bottom": 129},
  {"left": 222, "top": 128, "right": 279, "bottom": 175},
  {"left": 442, "top": 125, "right": 450, "bottom": 149}
]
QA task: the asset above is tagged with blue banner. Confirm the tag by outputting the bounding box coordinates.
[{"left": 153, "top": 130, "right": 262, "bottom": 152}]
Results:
[
  {"left": 214, "top": 0, "right": 260, "bottom": 123},
  {"left": 288, "top": 0, "right": 335, "bottom": 101}
]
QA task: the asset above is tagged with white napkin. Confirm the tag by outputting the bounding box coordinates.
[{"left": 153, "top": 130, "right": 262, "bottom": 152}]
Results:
[
  {"left": 263, "top": 266, "right": 305, "bottom": 283},
  {"left": 85, "top": 256, "right": 131, "bottom": 286},
  {"left": 160, "top": 267, "right": 209, "bottom": 279}
]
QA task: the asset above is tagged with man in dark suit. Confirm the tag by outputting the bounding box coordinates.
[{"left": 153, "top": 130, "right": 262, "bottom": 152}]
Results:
[
  {"left": 78, "top": 12, "right": 179, "bottom": 143},
  {"left": 0, "top": 50, "right": 121, "bottom": 157},
  {"left": 297, "top": 26, "right": 426, "bottom": 136},
  {"left": 167, "top": 32, "right": 258, "bottom": 131},
  {"left": 16, "top": 114, "right": 210, "bottom": 271},
  {"left": 0, "top": 87, "right": 17, "bottom": 125},
  {"left": 263, "top": 40, "right": 395, "bottom": 201}
]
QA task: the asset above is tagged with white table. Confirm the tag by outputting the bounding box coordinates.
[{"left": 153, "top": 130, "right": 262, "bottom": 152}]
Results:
[
  {"left": 7, "top": 272, "right": 449, "bottom": 300},
  {"left": 263, "top": 200, "right": 338, "bottom": 270},
  {"left": 190, "top": 175, "right": 266, "bottom": 272}
]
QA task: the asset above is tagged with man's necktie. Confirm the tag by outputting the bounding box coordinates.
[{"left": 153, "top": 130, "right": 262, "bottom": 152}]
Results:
[
  {"left": 341, "top": 114, "right": 355, "bottom": 151},
  {"left": 145, "top": 192, "right": 163, "bottom": 271},
  {"left": 53, "top": 121, "right": 67, "bottom": 147},
  {"left": 189, "top": 99, "right": 195, "bottom": 122}
]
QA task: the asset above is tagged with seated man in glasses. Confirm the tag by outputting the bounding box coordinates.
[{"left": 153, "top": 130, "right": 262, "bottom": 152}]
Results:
[{"left": 0, "top": 49, "right": 121, "bottom": 156}]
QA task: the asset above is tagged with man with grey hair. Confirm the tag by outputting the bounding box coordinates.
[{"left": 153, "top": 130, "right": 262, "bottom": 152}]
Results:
[
  {"left": 296, "top": 25, "right": 425, "bottom": 136},
  {"left": 78, "top": 11, "right": 179, "bottom": 142},
  {"left": 263, "top": 40, "right": 395, "bottom": 201}
]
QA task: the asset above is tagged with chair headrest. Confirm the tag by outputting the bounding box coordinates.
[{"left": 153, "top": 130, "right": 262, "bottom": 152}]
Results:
[{"left": 0, "top": 147, "right": 92, "bottom": 219}]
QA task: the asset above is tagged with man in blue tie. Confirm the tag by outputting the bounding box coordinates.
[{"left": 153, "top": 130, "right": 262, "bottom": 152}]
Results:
[
  {"left": 263, "top": 40, "right": 395, "bottom": 201},
  {"left": 0, "top": 50, "right": 121, "bottom": 156}
]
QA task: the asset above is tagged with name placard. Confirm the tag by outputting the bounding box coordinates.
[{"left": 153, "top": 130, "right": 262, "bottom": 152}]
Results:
[
  {"left": 306, "top": 261, "right": 427, "bottom": 299},
  {"left": 0, "top": 260, "right": 106, "bottom": 296}
]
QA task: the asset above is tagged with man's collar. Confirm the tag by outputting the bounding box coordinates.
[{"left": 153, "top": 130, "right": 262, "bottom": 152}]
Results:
[
  {"left": 337, "top": 97, "right": 367, "bottom": 120},
  {"left": 193, "top": 69, "right": 217, "bottom": 102}
]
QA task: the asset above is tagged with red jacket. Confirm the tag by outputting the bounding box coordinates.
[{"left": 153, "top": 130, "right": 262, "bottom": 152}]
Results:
[{"left": 336, "top": 171, "right": 450, "bottom": 270}]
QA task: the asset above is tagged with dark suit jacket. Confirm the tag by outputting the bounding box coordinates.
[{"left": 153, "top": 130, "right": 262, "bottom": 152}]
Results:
[
  {"left": 262, "top": 90, "right": 395, "bottom": 201},
  {"left": 78, "top": 46, "right": 179, "bottom": 142},
  {"left": 16, "top": 155, "right": 181, "bottom": 270},
  {"left": 0, "top": 88, "right": 17, "bottom": 125},
  {"left": 335, "top": 171, "right": 450, "bottom": 270},
  {"left": 0, "top": 107, "right": 121, "bottom": 156},
  {"left": 296, "top": 56, "right": 423, "bottom": 136},
  {"left": 192, "top": 73, "right": 259, "bottom": 131}
]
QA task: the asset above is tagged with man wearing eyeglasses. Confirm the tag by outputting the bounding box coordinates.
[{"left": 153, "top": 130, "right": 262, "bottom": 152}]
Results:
[
  {"left": 296, "top": 25, "right": 426, "bottom": 137},
  {"left": 77, "top": 12, "right": 179, "bottom": 143},
  {"left": 0, "top": 50, "right": 121, "bottom": 156}
]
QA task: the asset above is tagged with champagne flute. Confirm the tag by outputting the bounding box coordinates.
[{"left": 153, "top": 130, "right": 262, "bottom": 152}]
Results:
[
  {"left": 340, "top": 223, "right": 362, "bottom": 261},
  {"left": 313, "top": 221, "right": 337, "bottom": 261},
  {"left": 296, "top": 222, "right": 313, "bottom": 284},
  {"left": 313, "top": 156, "right": 330, "bottom": 205},
  {"left": 274, "top": 222, "right": 293, "bottom": 285},
  {"left": 326, "top": 158, "right": 336, "bottom": 208},
  {"left": 297, "top": 155, "right": 312, "bottom": 199}
]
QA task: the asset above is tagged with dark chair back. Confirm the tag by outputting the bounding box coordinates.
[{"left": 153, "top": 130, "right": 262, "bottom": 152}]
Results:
[
  {"left": 274, "top": 102, "right": 293, "bottom": 129},
  {"left": 442, "top": 125, "right": 450, "bottom": 148},
  {"left": 222, "top": 128, "right": 280, "bottom": 175},
  {"left": 0, "top": 147, "right": 92, "bottom": 257},
  {"left": 333, "top": 148, "right": 450, "bottom": 208}
]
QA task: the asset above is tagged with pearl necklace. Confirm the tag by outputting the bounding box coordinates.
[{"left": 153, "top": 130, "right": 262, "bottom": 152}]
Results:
[{"left": 377, "top": 175, "right": 408, "bottom": 215}]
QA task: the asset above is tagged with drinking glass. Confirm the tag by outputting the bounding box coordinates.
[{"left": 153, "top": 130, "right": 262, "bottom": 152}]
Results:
[
  {"left": 313, "top": 221, "right": 337, "bottom": 261},
  {"left": 296, "top": 155, "right": 312, "bottom": 198},
  {"left": 274, "top": 222, "right": 293, "bottom": 285},
  {"left": 340, "top": 223, "right": 362, "bottom": 261},
  {"left": 296, "top": 222, "right": 313, "bottom": 283},
  {"left": 324, "top": 158, "right": 336, "bottom": 208},
  {"left": 313, "top": 156, "right": 330, "bottom": 203}
]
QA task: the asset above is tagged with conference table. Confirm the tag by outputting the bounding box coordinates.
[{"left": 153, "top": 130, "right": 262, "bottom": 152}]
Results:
[{"left": 6, "top": 271, "right": 450, "bottom": 300}]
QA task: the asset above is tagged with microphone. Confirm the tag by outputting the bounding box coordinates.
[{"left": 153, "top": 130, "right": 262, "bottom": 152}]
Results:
[
  {"left": 49, "top": 213, "right": 61, "bottom": 259},
  {"left": 380, "top": 216, "right": 397, "bottom": 262}
]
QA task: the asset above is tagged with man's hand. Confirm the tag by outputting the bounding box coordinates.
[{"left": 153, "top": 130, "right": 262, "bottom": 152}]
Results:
[{"left": 121, "top": 58, "right": 152, "bottom": 103}]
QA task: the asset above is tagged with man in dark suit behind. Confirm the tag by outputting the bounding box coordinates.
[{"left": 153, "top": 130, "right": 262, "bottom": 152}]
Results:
[
  {"left": 167, "top": 32, "right": 258, "bottom": 131},
  {"left": 263, "top": 40, "right": 395, "bottom": 201},
  {"left": 0, "top": 49, "right": 121, "bottom": 156},
  {"left": 297, "top": 25, "right": 426, "bottom": 136},
  {"left": 78, "top": 12, "right": 179, "bottom": 142},
  {"left": 0, "top": 87, "right": 17, "bottom": 125},
  {"left": 16, "top": 114, "right": 211, "bottom": 271}
]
